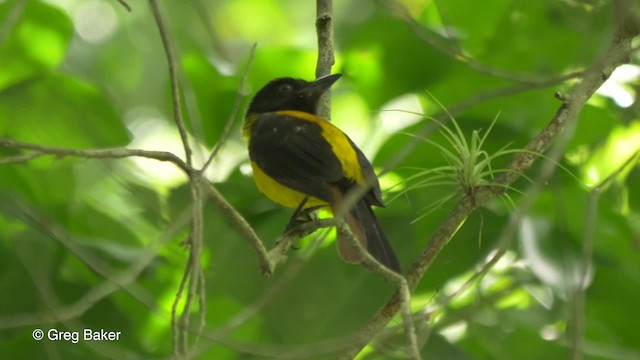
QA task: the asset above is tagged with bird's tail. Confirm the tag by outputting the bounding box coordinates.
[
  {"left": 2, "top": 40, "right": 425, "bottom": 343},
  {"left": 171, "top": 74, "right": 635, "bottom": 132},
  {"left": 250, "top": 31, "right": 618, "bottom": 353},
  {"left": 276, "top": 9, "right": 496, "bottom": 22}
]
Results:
[{"left": 335, "top": 199, "right": 401, "bottom": 273}]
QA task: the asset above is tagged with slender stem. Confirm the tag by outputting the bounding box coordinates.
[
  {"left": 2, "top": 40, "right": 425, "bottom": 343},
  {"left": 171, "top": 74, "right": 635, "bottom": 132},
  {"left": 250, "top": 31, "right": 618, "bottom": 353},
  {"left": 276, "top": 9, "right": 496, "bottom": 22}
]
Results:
[
  {"left": 571, "top": 150, "right": 640, "bottom": 360},
  {"left": 0, "top": 138, "right": 190, "bottom": 174},
  {"left": 114, "top": 0, "right": 131, "bottom": 12},
  {"left": 149, "top": 0, "right": 193, "bottom": 166}
]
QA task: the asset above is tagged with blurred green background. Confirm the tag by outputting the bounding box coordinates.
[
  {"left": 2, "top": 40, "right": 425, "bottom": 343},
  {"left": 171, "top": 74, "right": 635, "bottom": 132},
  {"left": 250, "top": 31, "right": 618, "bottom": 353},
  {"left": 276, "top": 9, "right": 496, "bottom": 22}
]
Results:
[{"left": 1, "top": 0, "right": 639, "bottom": 359}]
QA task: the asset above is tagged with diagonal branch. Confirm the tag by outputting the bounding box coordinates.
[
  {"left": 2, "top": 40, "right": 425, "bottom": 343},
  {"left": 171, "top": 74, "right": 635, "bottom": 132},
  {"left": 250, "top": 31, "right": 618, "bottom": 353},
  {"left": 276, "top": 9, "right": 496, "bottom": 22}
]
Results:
[
  {"left": 113, "top": 0, "right": 131, "bottom": 12},
  {"left": 380, "top": 70, "right": 583, "bottom": 174},
  {"left": 337, "top": 1, "right": 640, "bottom": 357}
]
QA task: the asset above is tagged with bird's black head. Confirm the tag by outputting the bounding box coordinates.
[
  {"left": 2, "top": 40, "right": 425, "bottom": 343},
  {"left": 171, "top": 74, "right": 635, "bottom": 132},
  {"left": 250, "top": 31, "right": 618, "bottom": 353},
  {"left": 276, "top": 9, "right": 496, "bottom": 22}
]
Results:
[{"left": 247, "top": 74, "right": 341, "bottom": 115}]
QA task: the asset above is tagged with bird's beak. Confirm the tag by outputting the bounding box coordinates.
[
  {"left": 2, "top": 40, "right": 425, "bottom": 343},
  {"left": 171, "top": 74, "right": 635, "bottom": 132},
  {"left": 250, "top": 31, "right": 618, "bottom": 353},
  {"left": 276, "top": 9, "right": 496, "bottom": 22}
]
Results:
[{"left": 300, "top": 74, "right": 341, "bottom": 99}]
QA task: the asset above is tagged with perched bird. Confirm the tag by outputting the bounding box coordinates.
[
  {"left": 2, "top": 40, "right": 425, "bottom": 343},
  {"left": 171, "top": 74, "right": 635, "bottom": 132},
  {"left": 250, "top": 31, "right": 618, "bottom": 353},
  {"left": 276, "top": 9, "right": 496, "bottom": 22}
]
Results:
[{"left": 243, "top": 74, "right": 400, "bottom": 272}]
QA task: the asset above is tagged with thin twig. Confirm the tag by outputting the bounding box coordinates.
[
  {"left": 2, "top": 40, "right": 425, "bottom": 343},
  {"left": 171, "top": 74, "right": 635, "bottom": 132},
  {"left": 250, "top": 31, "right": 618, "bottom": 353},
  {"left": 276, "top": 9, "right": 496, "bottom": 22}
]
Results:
[
  {"left": 176, "top": 180, "right": 206, "bottom": 357},
  {"left": 195, "top": 260, "right": 207, "bottom": 347},
  {"left": 189, "top": 180, "right": 206, "bottom": 355},
  {"left": 266, "top": 210, "right": 422, "bottom": 357},
  {"left": 0, "top": 138, "right": 191, "bottom": 174},
  {"left": 0, "top": 153, "right": 44, "bottom": 164},
  {"left": 149, "top": 0, "right": 193, "bottom": 166},
  {"left": 338, "top": 223, "right": 421, "bottom": 360},
  {"left": 172, "top": 248, "right": 192, "bottom": 357},
  {"left": 114, "top": 0, "right": 132, "bottom": 12},
  {"left": 270, "top": 218, "right": 337, "bottom": 266},
  {"left": 571, "top": 149, "right": 640, "bottom": 360}
]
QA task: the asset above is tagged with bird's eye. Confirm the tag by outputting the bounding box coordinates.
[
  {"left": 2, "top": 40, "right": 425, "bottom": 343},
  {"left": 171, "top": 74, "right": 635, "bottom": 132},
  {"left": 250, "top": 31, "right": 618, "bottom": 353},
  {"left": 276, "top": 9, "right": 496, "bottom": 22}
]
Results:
[{"left": 278, "top": 84, "right": 294, "bottom": 93}]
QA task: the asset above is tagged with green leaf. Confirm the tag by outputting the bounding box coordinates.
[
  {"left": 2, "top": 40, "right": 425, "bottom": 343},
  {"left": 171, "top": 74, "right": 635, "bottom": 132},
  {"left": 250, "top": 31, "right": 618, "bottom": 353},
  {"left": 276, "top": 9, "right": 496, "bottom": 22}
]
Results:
[
  {"left": 0, "top": 74, "right": 130, "bottom": 147},
  {"left": 568, "top": 103, "right": 619, "bottom": 151},
  {"left": 341, "top": 12, "right": 451, "bottom": 109},
  {"left": 0, "top": 1, "right": 73, "bottom": 90},
  {"left": 182, "top": 52, "right": 243, "bottom": 147}
]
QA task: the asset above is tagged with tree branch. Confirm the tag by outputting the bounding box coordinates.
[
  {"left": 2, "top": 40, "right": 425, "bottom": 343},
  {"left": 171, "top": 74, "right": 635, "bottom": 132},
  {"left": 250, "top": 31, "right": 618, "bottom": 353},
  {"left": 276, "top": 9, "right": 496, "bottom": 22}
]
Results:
[
  {"left": 380, "top": 71, "right": 583, "bottom": 174},
  {"left": 315, "top": 0, "right": 335, "bottom": 119},
  {"left": 337, "top": 2, "right": 640, "bottom": 357},
  {"left": 0, "top": 138, "right": 190, "bottom": 174},
  {"left": 113, "top": 0, "right": 131, "bottom": 12},
  {"left": 149, "top": 0, "right": 193, "bottom": 166}
]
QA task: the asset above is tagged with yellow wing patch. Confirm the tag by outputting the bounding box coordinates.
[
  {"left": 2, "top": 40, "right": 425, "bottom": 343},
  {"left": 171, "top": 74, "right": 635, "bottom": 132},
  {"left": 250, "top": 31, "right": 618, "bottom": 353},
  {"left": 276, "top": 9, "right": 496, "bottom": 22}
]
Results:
[{"left": 250, "top": 161, "right": 328, "bottom": 209}]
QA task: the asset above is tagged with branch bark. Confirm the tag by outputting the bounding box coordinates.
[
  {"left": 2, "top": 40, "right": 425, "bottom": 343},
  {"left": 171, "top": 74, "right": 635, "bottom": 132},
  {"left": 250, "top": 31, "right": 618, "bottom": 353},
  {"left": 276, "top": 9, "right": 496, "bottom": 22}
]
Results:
[
  {"left": 0, "top": 139, "right": 190, "bottom": 173},
  {"left": 149, "top": 0, "right": 193, "bottom": 166},
  {"left": 315, "top": 0, "right": 335, "bottom": 119}
]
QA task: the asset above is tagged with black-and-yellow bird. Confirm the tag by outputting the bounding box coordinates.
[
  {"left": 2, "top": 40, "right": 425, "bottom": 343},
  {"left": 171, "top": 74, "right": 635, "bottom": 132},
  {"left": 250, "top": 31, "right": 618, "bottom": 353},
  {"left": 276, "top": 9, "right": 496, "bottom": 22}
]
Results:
[{"left": 243, "top": 74, "right": 400, "bottom": 272}]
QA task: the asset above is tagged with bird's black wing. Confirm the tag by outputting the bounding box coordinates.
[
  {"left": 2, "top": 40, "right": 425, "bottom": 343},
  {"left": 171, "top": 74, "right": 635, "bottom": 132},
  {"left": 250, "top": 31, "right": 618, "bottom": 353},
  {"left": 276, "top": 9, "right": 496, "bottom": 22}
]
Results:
[
  {"left": 249, "top": 113, "right": 344, "bottom": 203},
  {"left": 345, "top": 137, "right": 385, "bottom": 207}
]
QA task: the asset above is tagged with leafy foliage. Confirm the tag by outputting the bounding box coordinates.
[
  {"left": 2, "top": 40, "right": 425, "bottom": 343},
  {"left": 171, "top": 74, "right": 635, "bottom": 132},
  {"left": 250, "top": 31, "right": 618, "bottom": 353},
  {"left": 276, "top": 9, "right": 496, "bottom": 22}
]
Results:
[{"left": 0, "top": 0, "right": 639, "bottom": 359}]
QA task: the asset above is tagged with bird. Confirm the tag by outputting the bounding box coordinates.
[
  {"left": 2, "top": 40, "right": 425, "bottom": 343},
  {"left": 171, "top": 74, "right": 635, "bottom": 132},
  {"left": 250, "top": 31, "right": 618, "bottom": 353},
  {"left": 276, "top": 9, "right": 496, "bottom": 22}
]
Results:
[{"left": 242, "top": 74, "right": 400, "bottom": 273}]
